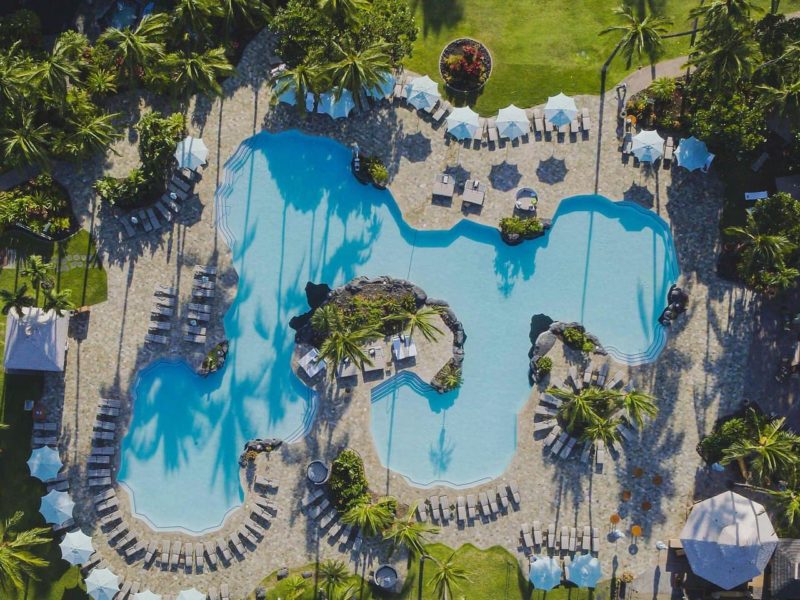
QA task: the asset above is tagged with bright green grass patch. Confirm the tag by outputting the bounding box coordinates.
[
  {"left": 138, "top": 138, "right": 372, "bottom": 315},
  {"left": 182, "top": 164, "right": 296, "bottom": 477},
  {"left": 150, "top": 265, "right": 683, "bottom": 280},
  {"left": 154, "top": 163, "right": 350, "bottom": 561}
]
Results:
[{"left": 405, "top": 0, "right": 799, "bottom": 114}]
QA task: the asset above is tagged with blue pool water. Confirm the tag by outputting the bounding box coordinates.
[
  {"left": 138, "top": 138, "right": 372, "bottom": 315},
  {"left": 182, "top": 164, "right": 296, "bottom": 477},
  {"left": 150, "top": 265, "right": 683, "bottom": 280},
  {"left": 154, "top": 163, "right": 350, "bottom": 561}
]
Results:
[{"left": 118, "top": 130, "right": 679, "bottom": 533}]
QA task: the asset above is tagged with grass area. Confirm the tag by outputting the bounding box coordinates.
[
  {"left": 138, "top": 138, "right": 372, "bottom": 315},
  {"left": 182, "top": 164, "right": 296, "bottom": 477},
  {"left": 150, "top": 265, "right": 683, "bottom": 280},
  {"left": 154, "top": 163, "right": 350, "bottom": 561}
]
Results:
[
  {"left": 405, "top": 0, "right": 800, "bottom": 114},
  {"left": 251, "top": 542, "right": 611, "bottom": 599}
]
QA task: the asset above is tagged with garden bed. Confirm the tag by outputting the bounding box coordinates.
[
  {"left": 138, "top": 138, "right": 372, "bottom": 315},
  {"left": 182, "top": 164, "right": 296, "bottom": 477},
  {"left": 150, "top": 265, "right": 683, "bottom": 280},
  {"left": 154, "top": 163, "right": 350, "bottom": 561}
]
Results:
[
  {"left": 439, "top": 38, "right": 492, "bottom": 93},
  {"left": 0, "top": 174, "right": 78, "bottom": 240}
]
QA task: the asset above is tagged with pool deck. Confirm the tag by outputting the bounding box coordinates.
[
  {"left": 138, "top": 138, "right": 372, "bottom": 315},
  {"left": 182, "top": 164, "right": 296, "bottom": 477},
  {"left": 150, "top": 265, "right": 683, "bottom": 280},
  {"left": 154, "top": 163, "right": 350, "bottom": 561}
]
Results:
[{"left": 40, "top": 28, "right": 757, "bottom": 598}]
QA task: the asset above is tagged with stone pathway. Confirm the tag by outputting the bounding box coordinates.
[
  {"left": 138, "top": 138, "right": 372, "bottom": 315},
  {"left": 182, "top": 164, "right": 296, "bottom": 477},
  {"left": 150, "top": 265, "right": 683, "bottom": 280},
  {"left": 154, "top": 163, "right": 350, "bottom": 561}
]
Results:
[{"left": 35, "top": 25, "right": 766, "bottom": 599}]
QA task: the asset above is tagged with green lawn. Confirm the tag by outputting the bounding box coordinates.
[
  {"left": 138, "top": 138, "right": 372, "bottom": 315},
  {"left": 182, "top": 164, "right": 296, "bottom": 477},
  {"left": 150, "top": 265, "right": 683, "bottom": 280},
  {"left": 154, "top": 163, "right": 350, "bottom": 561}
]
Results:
[
  {"left": 251, "top": 542, "right": 610, "bottom": 599},
  {"left": 405, "top": 0, "right": 800, "bottom": 114}
]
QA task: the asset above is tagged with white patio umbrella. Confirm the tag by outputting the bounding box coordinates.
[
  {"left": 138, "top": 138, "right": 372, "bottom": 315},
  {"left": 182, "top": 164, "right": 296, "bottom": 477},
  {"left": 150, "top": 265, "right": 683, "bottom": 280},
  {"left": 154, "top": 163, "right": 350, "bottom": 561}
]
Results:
[
  {"left": 566, "top": 554, "right": 602, "bottom": 588},
  {"left": 544, "top": 92, "right": 577, "bottom": 127},
  {"left": 529, "top": 556, "right": 562, "bottom": 590},
  {"left": 366, "top": 71, "right": 395, "bottom": 100},
  {"left": 405, "top": 75, "right": 440, "bottom": 110},
  {"left": 174, "top": 136, "right": 208, "bottom": 171},
  {"left": 631, "top": 129, "right": 665, "bottom": 162},
  {"left": 496, "top": 104, "right": 530, "bottom": 140},
  {"left": 446, "top": 106, "right": 480, "bottom": 140},
  {"left": 27, "top": 446, "right": 62, "bottom": 481},
  {"left": 40, "top": 490, "right": 74, "bottom": 525},
  {"left": 675, "top": 136, "right": 712, "bottom": 172},
  {"left": 59, "top": 530, "right": 94, "bottom": 565},
  {"left": 133, "top": 591, "right": 162, "bottom": 600},
  {"left": 85, "top": 567, "right": 120, "bottom": 600},
  {"left": 176, "top": 588, "right": 205, "bottom": 600},
  {"left": 680, "top": 491, "right": 778, "bottom": 590},
  {"left": 317, "top": 90, "right": 356, "bottom": 119}
]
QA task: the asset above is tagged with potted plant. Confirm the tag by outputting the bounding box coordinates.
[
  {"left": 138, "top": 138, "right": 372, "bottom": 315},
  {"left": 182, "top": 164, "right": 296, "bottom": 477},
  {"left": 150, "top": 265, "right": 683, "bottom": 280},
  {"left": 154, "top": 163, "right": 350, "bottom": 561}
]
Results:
[{"left": 368, "top": 160, "right": 389, "bottom": 189}]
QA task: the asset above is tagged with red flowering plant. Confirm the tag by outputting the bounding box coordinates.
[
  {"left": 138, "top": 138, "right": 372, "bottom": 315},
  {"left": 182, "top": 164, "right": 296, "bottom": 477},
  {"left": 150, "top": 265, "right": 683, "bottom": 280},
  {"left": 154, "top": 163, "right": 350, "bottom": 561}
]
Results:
[{"left": 441, "top": 42, "right": 489, "bottom": 90}]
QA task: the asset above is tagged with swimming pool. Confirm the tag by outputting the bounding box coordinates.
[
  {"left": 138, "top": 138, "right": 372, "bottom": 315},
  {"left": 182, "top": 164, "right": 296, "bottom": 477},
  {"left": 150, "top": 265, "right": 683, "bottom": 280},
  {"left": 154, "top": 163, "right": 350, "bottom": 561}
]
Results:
[{"left": 118, "top": 130, "right": 679, "bottom": 532}]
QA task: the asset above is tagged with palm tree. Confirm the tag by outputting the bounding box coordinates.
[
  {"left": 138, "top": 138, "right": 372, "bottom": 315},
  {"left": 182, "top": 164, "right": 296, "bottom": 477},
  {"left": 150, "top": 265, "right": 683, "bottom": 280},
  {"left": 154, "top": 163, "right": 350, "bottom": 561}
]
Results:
[
  {"left": 273, "top": 61, "right": 322, "bottom": 111},
  {"left": 429, "top": 552, "right": 470, "bottom": 600},
  {"left": 0, "top": 42, "right": 28, "bottom": 105},
  {"left": 0, "top": 511, "right": 51, "bottom": 595},
  {"left": 24, "top": 33, "right": 84, "bottom": 106},
  {"left": 341, "top": 497, "right": 395, "bottom": 537},
  {"left": 758, "top": 79, "right": 800, "bottom": 118},
  {"left": 0, "top": 285, "right": 34, "bottom": 318},
  {"left": 318, "top": 324, "right": 382, "bottom": 373},
  {"left": 42, "top": 290, "right": 74, "bottom": 317},
  {"left": 721, "top": 412, "right": 800, "bottom": 482},
  {"left": 85, "top": 68, "right": 118, "bottom": 98},
  {"left": 616, "top": 389, "right": 658, "bottom": 429},
  {"left": 547, "top": 386, "right": 605, "bottom": 432},
  {"left": 172, "top": 47, "right": 236, "bottom": 98},
  {"left": 689, "top": 29, "right": 760, "bottom": 88},
  {"left": 172, "top": 0, "right": 223, "bottom": 47},
  {"left": 763, "top": 266, "right": 800, "bottom": 294},
  {"left": 724, "top": 216, "right": 795, "bottom": 277},
  {"left": 311, "top": 304, "right": 342, "bottom": 337},
  {"left": 98, "top": 13, "right": 169, "bottom": 83},
  {"left": 317, "top": 0, "right": 368, "bottom": 26},
  {"left": 326, "top": 41, "right": 392, "bottom": 109},
  {"left": 221, "top": 0, "right": 270, "bottom": 36},
  {"left": 581, "top": 417, "right": 623, "bottom": 447},
  {"left": 689, "top": 0, "right": 762, "bottom": 33},
  {"left": 384, "top": 305, "right": 444, "bottom": 342},
  {"left": 327, "top": 585, "right": 358, "bottom": 600},
  {"left": 383, "top": 503, "right": 440, "bottom": 558},
  {"left": 599, "top": 5, "right": 673, "bottom": 69},
  {"left": 61, "top": 111, "right": 122, "bottom": 159},
  {"left": 0, "top": 109, "right": 54, "bottom": 168},
  {"left": 282, "top": 575, "right": 306, "bottom": 600},
  {"left": 319, "top": 559, "right": 349, "bottom": 599},
  {"left": 20, "top": 256, "right": 52, "bottom": 302},
  {"left": 763, "top": 487, "right": 800, "bottom": 533}
]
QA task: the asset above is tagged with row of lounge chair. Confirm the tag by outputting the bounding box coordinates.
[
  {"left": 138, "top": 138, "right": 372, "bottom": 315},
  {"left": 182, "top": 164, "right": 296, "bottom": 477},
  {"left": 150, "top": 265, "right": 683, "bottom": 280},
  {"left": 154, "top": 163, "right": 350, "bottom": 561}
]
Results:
[
  {"left": 118, "top": 173, "right": 194, "bottom": 239},
  {"left": 32, "top": 420, "right": 59, "bottom": 449},
  {"left": 301, "top": 486, "right": 367, "bottom": 554},
  {"left": 520, "top": 522, "right": 600, "bottom": 555},
  {"left": 184, "top": 265, "right": 217, "bottom": 345},
  {"left": 417, "top": 481, "right": 522, "bottom": 525},
  {"left": 145, "top": 285, "right": 177, "bottom": 345}
]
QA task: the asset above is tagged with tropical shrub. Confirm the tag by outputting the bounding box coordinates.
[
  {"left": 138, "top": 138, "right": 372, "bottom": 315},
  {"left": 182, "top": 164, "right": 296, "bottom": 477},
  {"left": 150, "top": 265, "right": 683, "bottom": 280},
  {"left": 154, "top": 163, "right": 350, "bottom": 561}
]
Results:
[
  {"left": 367, "top": 160, "right": 388, "bottom": 185},
  {"left": 689, "top": 89, "right": 767, "bottom": 159},
  {"left": 499, "top": 216, "right": 544, "bottom": 239},
  {"left": 327, "top": 449, "right": 369, "bottom": 511},
  {"left": 535, "top": 356, "right": 553, "bottom": 374},
  {"left": 0, "top": 9, "right": 42, "bottom": 50},
  {"left": 699, "top": 416, "right": 749, "bottom": 464},
  {"left": 648, "top": 77, "right": 676, "bottom": 102},
  {"left": 0, "top": 174, "right": 74, "bottom": 236},
  {"left": 561, "top": 326, "right": 595, "bottom": 353},
  {"left": 433, "top": 361, "right": 463, "bottom": 391}
]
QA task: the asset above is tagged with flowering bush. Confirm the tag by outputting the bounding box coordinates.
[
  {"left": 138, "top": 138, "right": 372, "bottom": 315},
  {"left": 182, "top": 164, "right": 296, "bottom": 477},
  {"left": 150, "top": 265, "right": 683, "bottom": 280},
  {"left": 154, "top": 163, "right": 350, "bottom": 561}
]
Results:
[{"left": 441, "top": 41, "right": 490, "bottom": 90}]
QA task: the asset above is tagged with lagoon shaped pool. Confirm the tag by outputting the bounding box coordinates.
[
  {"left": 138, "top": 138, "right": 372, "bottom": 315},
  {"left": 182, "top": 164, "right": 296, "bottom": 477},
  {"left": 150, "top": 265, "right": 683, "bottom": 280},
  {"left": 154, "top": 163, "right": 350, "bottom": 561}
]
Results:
[{"left": 118, "top": 130, "right": 679, "bottom": 533}]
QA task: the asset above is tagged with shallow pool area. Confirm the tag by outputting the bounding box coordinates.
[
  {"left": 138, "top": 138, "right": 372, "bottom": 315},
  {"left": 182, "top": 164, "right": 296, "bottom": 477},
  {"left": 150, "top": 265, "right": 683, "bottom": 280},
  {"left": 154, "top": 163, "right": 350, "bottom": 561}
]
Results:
[{"left": 117, "top": 130, "right": 679, "bottom": 532}]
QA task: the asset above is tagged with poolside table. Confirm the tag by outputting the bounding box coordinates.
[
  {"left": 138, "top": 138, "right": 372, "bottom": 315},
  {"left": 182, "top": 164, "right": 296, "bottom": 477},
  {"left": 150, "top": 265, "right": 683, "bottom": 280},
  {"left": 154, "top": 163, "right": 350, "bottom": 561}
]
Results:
[
  {"left": 462, "top": 180, "right": 486, "bottom": 207},
  {"left": 363, "top": 345, "right": 386, "bottom": 373},
  {"left": 432, "top": 174, "right": 455, "bottom": 199}
]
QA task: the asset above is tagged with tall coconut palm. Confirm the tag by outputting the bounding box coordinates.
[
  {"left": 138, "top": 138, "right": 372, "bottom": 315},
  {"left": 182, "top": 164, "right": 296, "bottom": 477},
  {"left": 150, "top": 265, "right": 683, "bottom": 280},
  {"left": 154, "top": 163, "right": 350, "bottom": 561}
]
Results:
[
  {"left": 25, "top": 33, "right": 84, "bottom": 104},
  {"left": 690, "top": 29, "right": 760, "bottom": 88},
  {"left": 319, "top": 559, "right": 349, "bottom": 599},
  {"left": 429, "top": 551, "right": 470, "bottom": 600},
  {"left": 311, "top": 304, "right": 342, "bottom": 337},
  {"left": 599, "top": 5, "right": 673, "bottom": 69},
  {"left": 0, "top": 285, "right": 34, "bottom": 318},
  {"left": 758, "top": 79, "right": 800, "bottom": 118},
  {"left": 326, "top": 41, "right": 392, "bottom": 109},
  {"left": 0, "top": 511, "right": 51, "bottom": 595},
  {"left": 616, "top": 389, "right": 658, "bottom": 429},
  {"left": 318, "top": 324, "right": 382, "bottom": 373},
  {"left": 98, "top": 13, "right": 169, "bottom": 82},
  {"left": 42, "top": 290, "right": 74, "bottom": 317},
  {"left": 61, "top": 111, "right": 122, "bottom": 158},
  {"left": 273, "top": 61, "right": 322, "bottom": 111},
  {"left": 581, "top": 417, "right": 623, "bottom": 447},
  {"left": 383, "top": 503, "right": 440, "bottom": 558},
  {"left": 689, "top": 0, "right": 762, "bottom": 33},
  {"left": 20, "top": 256, "right": 52, "bottom": 302},
  {"left": 341, "top": 497, "right": 395, "bottom": 537},
  {"left": 384, "top": 305, "right": 444, "bottom": 342},
  {"left": 547, "top": 386, "right": 605, "bottom": 433},
  {"left": 317, "top": 0, "right": 368, "bottom": 26},
  {"left": 762, "top": 487, "right": 800, "bottom": 533},
  {"left": 724, "top": 215, "right": 794, "bottom": 277},
  {"left": 172, "top": 0, "right": 223, "bottom": 47},
  {"left": 172, "top": 47, "right": 236, "bottom": 98},
  {"left": 0, "top": 42, "right": 28, "bottom": 105},
  {"left": 282, "top": 575, "right": 306, "bottom": 600},
  {"left": 721, "top": 412, "right": 800, "bottom": 482},
  {"left": 0, "top": 109, "right": 54, "bottom": 168},
  {"left": 221, "top": 0, "right": 270, "bottom": 36}
]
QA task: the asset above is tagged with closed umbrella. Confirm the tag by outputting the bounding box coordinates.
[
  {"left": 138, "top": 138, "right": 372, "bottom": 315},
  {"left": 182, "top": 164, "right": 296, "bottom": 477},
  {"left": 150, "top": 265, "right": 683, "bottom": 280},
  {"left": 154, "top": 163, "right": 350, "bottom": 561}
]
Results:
[
  {"left": 59, "top": 530, "right": 94, "bottom": 565},
  {"left": 174, "top": 136, "right": 208, "bottom": 171},
  {"left": 133, "top": 592, "right": 162, "bottom": 600},
  {"left": 446, "top": 106, "right": 480, "bottom": 140},
  {"left": 86, "top": 567, "right": 120, "bottom": 600},
  {"left": 631, "top": 130, "right": 665, "bottom": 162},
  {"left": 317, "top": 90, "right": 356, "bottom": 119},
  {"left": 496, "top": 104, "right": 530, "bottom": 140},
  {"left": 40, "top": 490, "right": 74, "bottom": 525},
  {"left": 27, "top": 446, "right": 62, "bottom": 481},
  {"left": 675, "top": 136, "right": 712, "bottom": 172},
  {"left": 566, "top": 554, "right": 602, "bottom": 588},
  {"left": 366, "top": 72, "right": 395, "bottom": 100},
  {"left": 405, "top": 75, "right": 440, "bottom": 110},
  {"left": 544, "top": 92, "right": 577, "bottom": 127},
  {"left": 528, "top": 556, "right": 562, "bottom": 590},
  {"left": 176, "top": 589, "right": 205, "bottom": 600}
]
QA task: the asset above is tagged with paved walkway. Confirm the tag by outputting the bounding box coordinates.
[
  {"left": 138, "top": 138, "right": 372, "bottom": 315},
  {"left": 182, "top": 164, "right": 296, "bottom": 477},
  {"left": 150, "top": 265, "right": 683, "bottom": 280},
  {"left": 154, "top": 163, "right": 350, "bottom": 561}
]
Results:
[{"left": 35, "top": 26, "right": 768, "bottom": 599}]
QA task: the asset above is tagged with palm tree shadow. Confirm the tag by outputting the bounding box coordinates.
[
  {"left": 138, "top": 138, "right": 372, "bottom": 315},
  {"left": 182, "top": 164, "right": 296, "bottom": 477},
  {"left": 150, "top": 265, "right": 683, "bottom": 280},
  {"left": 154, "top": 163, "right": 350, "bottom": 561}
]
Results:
[{"left": 410, "top": 0, "right": 465, "bottom": 37}]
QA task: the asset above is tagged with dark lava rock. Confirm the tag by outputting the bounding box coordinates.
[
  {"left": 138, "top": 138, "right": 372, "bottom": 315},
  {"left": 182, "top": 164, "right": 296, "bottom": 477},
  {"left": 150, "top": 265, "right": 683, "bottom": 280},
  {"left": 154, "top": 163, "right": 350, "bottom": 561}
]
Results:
[
  {"left": 255, "top": 587, "right": 267, "bottom": 599},
  {"left": 427, "top": 298, "right": 449, "bottom": 307},
  {"left": 305, "top": 281, "right": 331, "bottom": 309},
  {"left": 302, "top": 571, "right": 313, "bottom": 579},
  {"left": 533, "top": 331, "right": 557, "bottom": 356},
  {"left": 277, "top": 567, "right": 289, "bottom": 580},
  {"left": 529, "top": 314, "right": 554, "bottom": 345},
  {"left": 411, "top": 285, "right": 428, "bottom": 305}
]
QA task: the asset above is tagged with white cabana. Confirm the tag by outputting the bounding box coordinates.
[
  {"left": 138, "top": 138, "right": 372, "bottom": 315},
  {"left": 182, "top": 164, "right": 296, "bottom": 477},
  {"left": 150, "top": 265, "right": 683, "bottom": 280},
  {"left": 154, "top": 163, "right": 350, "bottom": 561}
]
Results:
[
  {"left": 675, "top": 136, "right": 712, "bottom": 172},
  {"left": 4, "top": 308, "right": 68, "bottom": 372},
  {"left": 86, "top": 568, "right": 120, "bottom": 600},
  {"left": 176, "top": 589, "right": 205, "bottom": 600},
  {"left": 40, "top": 490, "right": 74, "bottom": 526},
  {"left": 317, "top": 90, "right": 356, "bottom": 119},
  {"left": 405, "top": 75, "right": 440, "bottom": 110},
  {"left": 631, "top": 130, "right": 665, "bottom": 162},
  {"left": 544, "top": 92, "right": 577, "bottom": 127},
  {"left": 366, "top": 72, "right": 395, "bottom": 100},
  {"left": 59, "top": 530, "right": 95, "bottom": 565},
  {"left": 496, "top": 104, "right": 530, "bottom": 140},
  {"left": 680, "top": 491, "right": 778, "bottom": 590},
  {"left": 173, "top": 136, "right": 208, "bottom": 171},
  {"left": 27, "top": 446, "right": 62, "bottom": 481},
  {"left": 446, "top": 106, "right": 480, "bottom": 140},
  {"left": 132, "top": 592, "right": 162, "bottom": 600}
]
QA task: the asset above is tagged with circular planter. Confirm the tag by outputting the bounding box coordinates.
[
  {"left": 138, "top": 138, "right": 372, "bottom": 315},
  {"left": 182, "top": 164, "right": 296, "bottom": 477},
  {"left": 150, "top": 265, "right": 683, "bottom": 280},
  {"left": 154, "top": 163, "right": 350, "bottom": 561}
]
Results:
[
  {"left": 439, "top": 38, "right": 492, "bottom": 93},
  {"left": 373, "top": 564, "right": 399, "bottom": 590},
  {"left": 306, "top": 460, "right": 329, "bottom": 485}
]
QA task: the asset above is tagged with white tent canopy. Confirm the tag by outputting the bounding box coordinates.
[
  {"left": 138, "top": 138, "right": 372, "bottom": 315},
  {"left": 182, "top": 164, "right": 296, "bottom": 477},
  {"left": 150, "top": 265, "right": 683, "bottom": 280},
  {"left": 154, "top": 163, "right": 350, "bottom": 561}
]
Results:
[
  {"left": 680, "top": 491, "right": 778, "bottom": 590},
  {"left": 59, "top": 530, "right": 95, "bottom": 565},
  {"left": 446, "top": 106, "right": 480, "bottom": 140},
  {"left": 40, "top": 490, "right": 74, "bottom": 526},
  {"left": 405, "top": 75, "right": 440, "bottom": 110},
  {"left": 174, "top": 136, "right": 208, "bottom": 171},
  {"left": 86, "top": 568, "right": 120, "bottom": 600},
  {"left": 631, "top": 130, "right": 665, "bottom": 162},
  {"left": 4, "top": 308, "right": 68, "bottom": 372},
  {"left": 544, "top": 92, "right": 577, "bottom": 127},
  {"left": 27, "top": 446, "right": 63, "bottom": 481},
  {"left": 496, "top": 104, "right": 530, "bottom": 140}
]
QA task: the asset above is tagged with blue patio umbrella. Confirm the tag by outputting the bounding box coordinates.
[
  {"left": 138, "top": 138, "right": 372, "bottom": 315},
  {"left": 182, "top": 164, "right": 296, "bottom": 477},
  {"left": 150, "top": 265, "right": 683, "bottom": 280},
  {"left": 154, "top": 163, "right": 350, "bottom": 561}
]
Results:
[
  {"left": 675, "top": 136, "right": 711, "bottom": 172},
  {"left": 496, "top": 104, "right": 530, "bottom": 140},
  {"left": 544, "top": 92, "right": 577, "bottom": 127},
  {"left": 317, "top": 90, "right": 356, "bottom": 119},
  {"left": 446, "top": 106, "right": 480, "bottom": 140},
  {"left": 27, "top": 446, "right": 62, "bottom": 481},
  {"left": 40, "top": 490, "right": 75, "bottom": 526},
  {"left": 529, "top": 556, "right": 563, "bottom": 590},
  {"left": 405, "top": 75, "right": 440, "bottom": 110},
  {"left": 566, "top": 554, "right": 603, "bottom": 588},
  {"left": 366, "top": 72, "right": 395, "bottom": 100}
]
